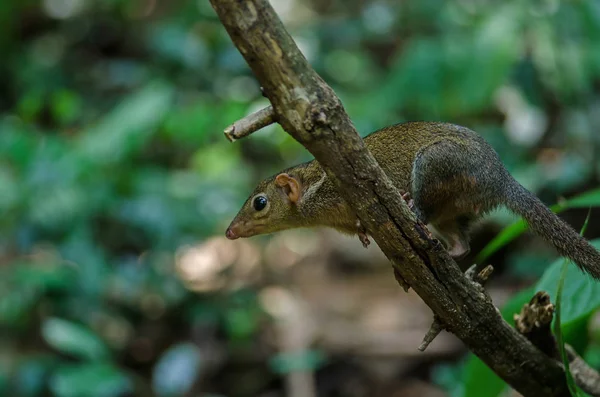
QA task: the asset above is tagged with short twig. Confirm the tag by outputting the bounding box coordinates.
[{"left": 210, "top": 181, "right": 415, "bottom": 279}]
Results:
[
  {"left": 419, "top": 315, "right": 443, "bottom": 352},
  {"left": 224, "top": 106, "right": 275, "bottom": 142},
  {"left": 473, "top": 264, "right": 494, "bottom": 286},
  {"left": 419, "top": 264, "right": 494, "bottom": 352}
]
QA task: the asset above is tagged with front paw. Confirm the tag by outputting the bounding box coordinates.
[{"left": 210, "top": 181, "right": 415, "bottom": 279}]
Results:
[
  {"left": 399, "top": 190, "right": 415, "bottom": 210},
  {"left": 358, "top": 232, "right": 370, "bottom": 248},
  {"left": 356, "top": 219, "right": 370, "bottom": 248},
  {"left": 446, "top": 236, "right": 470, "bottom": 260}
]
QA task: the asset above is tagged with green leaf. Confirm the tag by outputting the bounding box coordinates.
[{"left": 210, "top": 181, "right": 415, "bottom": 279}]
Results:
[
  {"left": 554, "top": 257, "right": 580, "bottom": 396},
  {"left": 28, "top": 186, "right": 88, "bottom": 230},
  {"left": 565, "top": 188, "right": 600, "bottom": 208},
  {"left": 475, "top": 219, "right": 527, "bottom": 263},
  {"left": 535, "top": 239, "right": 600, "bottom": 325},
  {"left": 554, "top": 210, "right": 591, "bottom": 397},
  {"left": 10, "top": 261, "right": 76, "bottom": 291},
  {"left": 50, "top": 362, "right": 132, "bottom": 397},
  {"left": 77, "top": 82, "right": 174, "bottom": 164},
  {"left": 583, "top": 343, "right": 600, "bottom": 370},
  {"left": 51, "top": 90, "right": 82, "bottom": 125},
  {"left": 42, "top": 318, "right": 110, "bottom": 361},
  {"left": 0, "top": 285, "right": 39, "bottom": 326},
  {"left": 431, "top": 362, "right": 466, "bottom": 397},
  {"left": 269, "top": 350, "right": 325, "bottom": 374},
  {"left": 17, "top": 89, "right": 44, "bottom": 121},
  {"left": 0, "top": 118, "right": 37, "bottom": 171}
]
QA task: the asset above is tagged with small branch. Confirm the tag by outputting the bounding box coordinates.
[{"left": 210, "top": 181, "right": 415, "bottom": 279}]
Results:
[
  {"left": 472, "top": 264, "right": 494, "bottom": 286},
  {"left": 514, "top": 292, "right": 559, "bottom": 359},
  {"left": 224, "top": 106, "right": 275, "bottom": 142},
  {"left": 419, "top": 315, "right": 444, "bottom": 352},
  {"left": 566, "top": 346, "right": 600, "bottom": 397},
  {"left": 419, "top": 265, "right": 494, "bottom": 351},
  {"left": 515, "top": 291, "right": 600, "bottom": 396}
]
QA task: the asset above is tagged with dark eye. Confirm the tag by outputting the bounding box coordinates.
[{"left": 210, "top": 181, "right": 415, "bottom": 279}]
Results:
[{"left": 253, "top": 196, "right": 268, "bottom": 211}]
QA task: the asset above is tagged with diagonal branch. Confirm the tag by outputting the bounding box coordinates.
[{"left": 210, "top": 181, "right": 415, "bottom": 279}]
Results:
[
  {"left": 419, "top": 264, "right": 495, "bottom": 352},
  {"left": 209, "top": 1, "right": 570, "bottom": 396}
]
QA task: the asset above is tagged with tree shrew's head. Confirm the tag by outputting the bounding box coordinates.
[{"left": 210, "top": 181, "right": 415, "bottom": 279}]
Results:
[{"left": 225, "top": 172, "right": 302, "bottom": 240}]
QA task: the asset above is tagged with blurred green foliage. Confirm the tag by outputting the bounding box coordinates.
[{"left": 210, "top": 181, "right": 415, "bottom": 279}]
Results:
[{"left": 1, "top": 0, "right": 600, "bottom": 396}]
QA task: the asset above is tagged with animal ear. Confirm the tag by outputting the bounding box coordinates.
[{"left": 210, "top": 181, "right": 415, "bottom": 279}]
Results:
[{"left": 275, "top": 173, "right": 301, "bottom": 203}]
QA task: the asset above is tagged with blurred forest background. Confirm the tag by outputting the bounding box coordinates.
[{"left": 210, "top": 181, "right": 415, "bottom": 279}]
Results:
[{"left": 2, "top": 0, "right": 600, "bottom": 396}]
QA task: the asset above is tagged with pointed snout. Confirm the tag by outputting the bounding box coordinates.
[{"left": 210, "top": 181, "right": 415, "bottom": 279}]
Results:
[
  {"left": 225, "top": 219, "right": 265, "bottom": 239},
  {"left": 225, "top": 225, "right": 239, "bottom": 240}
]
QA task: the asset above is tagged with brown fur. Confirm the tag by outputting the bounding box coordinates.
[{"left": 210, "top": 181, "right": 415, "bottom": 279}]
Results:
[{"left": 227, "top": 121, "right": 600, "bottom": 279}]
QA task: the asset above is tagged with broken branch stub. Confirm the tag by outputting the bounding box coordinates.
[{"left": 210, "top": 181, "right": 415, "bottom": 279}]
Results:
[{"left": 224, "top": 106, "right": 275, "bottom": 142}]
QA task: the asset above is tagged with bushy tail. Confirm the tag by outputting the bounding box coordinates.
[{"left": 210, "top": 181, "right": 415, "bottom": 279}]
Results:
[{"left": 504, "top": 181, "right": 600, "bottom": 279}]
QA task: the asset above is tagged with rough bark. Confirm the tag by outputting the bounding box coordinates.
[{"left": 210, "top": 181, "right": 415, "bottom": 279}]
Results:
[{"left": 209, "top": 0, "right": 570, "bottom": 395}]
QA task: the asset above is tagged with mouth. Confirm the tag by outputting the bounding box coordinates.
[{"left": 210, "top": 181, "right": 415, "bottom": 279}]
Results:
[{"left": 225, "top": 221, "right": 266, "bottom": 240}]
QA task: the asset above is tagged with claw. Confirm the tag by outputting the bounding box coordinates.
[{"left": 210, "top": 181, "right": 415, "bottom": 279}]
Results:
[
  {"left": 356, "top": 219, "right": 370, "bottom": 248},
  {"left": 399, "top": 190, "right": 414, "bottom": 210},
  {"left": 358, "top": 232, "right": 370, "bottom": 248},
  {"left": 447, "top": 235, "right": 470, "bottom": 259}
]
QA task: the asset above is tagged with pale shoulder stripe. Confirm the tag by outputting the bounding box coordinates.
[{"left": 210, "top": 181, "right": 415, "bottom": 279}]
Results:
[{"left": 302, "top": 171, "right": 327, "bottom": 202}]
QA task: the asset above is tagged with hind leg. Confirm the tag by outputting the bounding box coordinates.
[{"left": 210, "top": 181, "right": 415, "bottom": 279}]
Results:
[
  {"left": 410, "top": 139, "right": 499, "bottom": 222},
  {"left": 410, "top": 140, "right": 497, "bottom": 257},
  {"left": 431, "top": 217, "right": 472, "bottom": 259},
  {"left": 401, "top": 188, "right": 472, "bottom": 257}
]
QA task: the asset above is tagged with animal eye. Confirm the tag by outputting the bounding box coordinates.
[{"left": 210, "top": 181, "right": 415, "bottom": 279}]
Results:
[{"left": 253, "top": 196, "right": 268, "bottom": 211}]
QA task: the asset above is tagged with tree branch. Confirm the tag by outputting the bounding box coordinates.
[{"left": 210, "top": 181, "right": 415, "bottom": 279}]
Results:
[
  {"left": 210, "top": 1, "right": 570, "bottom": 395},
  {"left": 568, "top": 346, "right": 600, "bottom": 397}
]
